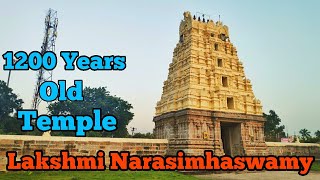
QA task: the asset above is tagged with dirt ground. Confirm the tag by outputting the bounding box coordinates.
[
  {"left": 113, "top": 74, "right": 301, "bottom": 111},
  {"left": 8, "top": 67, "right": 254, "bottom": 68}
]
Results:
[{"left": 194, "top": 171, "right": 320, "bottom": 180}]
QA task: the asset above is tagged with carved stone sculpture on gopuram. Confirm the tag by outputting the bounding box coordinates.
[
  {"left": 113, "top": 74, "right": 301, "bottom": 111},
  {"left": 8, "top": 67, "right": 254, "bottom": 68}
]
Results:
[{"left": 153, "top": 11, "right": 268, "bottom": 156}]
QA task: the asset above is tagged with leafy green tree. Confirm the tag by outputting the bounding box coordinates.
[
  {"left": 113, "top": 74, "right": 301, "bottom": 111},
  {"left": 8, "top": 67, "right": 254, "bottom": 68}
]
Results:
[
  {"left": 299, "top": 128, "right": 312, "bottom": 142},
  {"left": 130, "top": 132, "right": 154, "bottom": 139},
  {"left": 48, "top": 87, "right": 134, "bottom": 137},
  {"left": 0, "top": 80, "right": 24, "bottom": 134},
  {"left": 0, "top": 80, "right": 23, "bottom": 118},
  {"left": 315, "top": 130, "right": 320, "bottom": 139},
  {"left": 263, "top": 110, "right": 286, "bottom": 141}
]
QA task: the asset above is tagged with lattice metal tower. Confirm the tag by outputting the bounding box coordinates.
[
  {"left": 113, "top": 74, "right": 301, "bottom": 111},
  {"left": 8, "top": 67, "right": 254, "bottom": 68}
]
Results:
[{"left": 32, "top": 9, "right": 58, "bottom": 110}]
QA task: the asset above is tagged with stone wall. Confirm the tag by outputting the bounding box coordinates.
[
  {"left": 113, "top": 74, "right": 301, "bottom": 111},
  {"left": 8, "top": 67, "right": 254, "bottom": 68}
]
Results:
[
  {"left": 0, "top": 135, "right": 319, "bottom": 171},
  {"left": 266, "top": 142, "right": 320, "bottom": 158},
  {"left": 0, "top": 135, "right": 168, "bottom": 171}
]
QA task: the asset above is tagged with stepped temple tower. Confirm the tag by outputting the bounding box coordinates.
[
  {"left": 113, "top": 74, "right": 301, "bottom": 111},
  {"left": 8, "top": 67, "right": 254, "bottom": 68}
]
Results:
[{"left": 153, "top": 12, "right": 268, "bottom": 156}]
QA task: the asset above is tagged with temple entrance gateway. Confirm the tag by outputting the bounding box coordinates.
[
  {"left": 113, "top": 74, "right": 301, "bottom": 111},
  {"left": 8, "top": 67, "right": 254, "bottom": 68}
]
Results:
[{"left": 220, "top": 122, "right": 241, "bottom": 156}]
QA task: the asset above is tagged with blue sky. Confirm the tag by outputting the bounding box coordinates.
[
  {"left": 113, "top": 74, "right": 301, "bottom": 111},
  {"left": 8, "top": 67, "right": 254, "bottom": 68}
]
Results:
[{"left": 0, "top": 0, "right": 319, "bottom": 135}]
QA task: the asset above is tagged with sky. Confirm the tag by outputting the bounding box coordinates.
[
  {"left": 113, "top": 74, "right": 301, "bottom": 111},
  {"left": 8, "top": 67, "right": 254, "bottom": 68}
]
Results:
[{"left": 0, "top": 0, "right": 319, "bottom": 135}]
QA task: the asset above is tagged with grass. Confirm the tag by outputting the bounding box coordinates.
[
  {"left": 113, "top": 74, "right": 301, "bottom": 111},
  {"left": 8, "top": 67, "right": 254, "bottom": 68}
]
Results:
[
  {"left": 0, "top": 170, "right": 199, "bottom": 180},
  {"left": 311, "top": 160, "right": 320, "bottom": 171}
]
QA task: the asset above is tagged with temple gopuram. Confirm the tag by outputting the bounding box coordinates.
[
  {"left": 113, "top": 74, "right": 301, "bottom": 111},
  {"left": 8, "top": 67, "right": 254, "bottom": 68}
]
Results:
[{"left": 153, "top": 11, "right": 268, "bottom": 156}]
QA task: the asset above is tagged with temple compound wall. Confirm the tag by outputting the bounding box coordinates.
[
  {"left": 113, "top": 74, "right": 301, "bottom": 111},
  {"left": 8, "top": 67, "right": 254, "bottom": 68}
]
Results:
[
  {"left": 0, "top": 135, "right": 319, "bottom": 171},
  {"left": 153, "top": 11, "right": 267, "bottom": 156},
  {"left": 266, "top": 142, "right": 320, "bottom": 159},
  {"left": 0, "top": 135, "right": 168, "bottom": 171}
]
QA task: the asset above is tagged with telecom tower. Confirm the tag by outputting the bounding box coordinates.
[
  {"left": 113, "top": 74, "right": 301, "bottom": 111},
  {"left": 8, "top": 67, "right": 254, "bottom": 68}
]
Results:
[{"left": 32, "top": 9, "right": 58, "bottom": 110}]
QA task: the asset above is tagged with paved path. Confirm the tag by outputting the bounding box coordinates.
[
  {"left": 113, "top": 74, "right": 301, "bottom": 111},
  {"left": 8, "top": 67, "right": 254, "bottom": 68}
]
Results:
[{"left": 195, "top": 171, "right": 320, "bottom": 180}]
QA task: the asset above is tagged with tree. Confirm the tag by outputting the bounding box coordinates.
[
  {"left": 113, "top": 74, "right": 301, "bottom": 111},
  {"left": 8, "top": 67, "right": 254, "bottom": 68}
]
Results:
[
  {"left": 263, "top": 110, "right": 286, "bottom": 141},
  {"left": 48, "top": 87, "right": 134, "bottom": 137},
  {"left": 0, "top": 80, "right": 23, "bottom": 118},
  {"left": 299, "top": 128, "right": 311, "bottom": 142},
  {"left": 130, "top": 132, "right": 155, "bottom": 139},
  {"left": 315, "top": 130, "right": 320, "bottom": 139},
  {"left": 0, "top": 80, "right": 24, "bottom": 134}
]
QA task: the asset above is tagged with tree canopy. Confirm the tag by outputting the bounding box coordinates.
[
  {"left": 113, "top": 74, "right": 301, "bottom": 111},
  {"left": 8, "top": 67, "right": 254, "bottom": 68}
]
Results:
[
  {"left": 315, "top": 130, "right": 320, "bottom": 139},
  {"left": 48, "top": 87, "right": 134, "bottom": 137},
  {"left": 130, "top": 132, "right": 154, "bottom": 139},
  {"left": 299, "top": 128, "right": 319, "bottom": 143},
  {"left": 299, "top": 128, "right": 311, "bottom": 141},
  {"left": 263, "top": 110, "right": 286, "bottom": 141},
  {"left": 0, "top": 80, "right": 24, "bottom": 134}
]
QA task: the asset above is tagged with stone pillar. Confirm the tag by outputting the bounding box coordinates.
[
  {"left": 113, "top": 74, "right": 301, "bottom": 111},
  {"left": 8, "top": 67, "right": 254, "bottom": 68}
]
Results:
[{"left": 213, "top": 120, "right": 224, "bottom": 156}]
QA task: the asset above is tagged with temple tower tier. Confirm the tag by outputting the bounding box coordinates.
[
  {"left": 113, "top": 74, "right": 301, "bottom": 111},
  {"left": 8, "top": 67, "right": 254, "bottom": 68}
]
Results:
[{"left": 153, "top": 11, "right": 268, "bottom": 156}]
